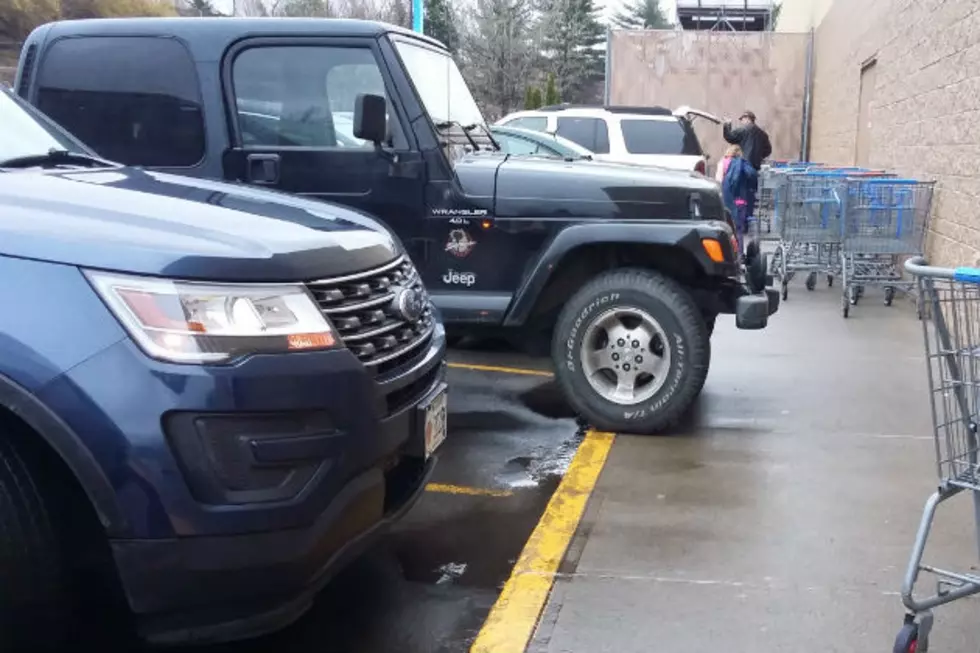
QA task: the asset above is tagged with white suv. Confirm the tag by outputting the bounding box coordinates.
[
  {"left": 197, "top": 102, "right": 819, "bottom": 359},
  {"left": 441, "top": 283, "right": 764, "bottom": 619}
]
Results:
[{"left": 495, "top": 105, "right": 721, "bottom": 175}]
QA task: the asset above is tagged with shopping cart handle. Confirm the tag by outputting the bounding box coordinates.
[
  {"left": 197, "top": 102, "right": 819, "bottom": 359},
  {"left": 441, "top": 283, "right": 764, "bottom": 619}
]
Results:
[
  {"left": 954, "top": 267, "right": 980, "bottom": 284},
  {"left": 904, "top": 256, "right": 958, "bottom": 280}
]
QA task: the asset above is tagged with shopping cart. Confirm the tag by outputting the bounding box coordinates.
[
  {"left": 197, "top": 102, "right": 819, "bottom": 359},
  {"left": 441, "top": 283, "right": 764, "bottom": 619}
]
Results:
[
  {"left": 771, "top": 170, "right": 895, "bottom": 300},
  {"left": 753, "top": 164, "right": 814, "bottom": 244},
  {"left": 839, "top": 178, "right": 934, "bottom": 318},
  {"left": 893, "top": 257, "right": 980, "bottom": 653},
  {"left": 771, "top": 171, "right": 852, "bottom": 300}
]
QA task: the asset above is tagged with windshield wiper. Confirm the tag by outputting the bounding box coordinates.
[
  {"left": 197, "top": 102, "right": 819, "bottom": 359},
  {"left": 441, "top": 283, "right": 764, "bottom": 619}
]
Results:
[
  {"left": 434, "top": 120, "right": 480, "bottom": 152},
  {"left": 0, "top": 148, "right": 116, "bottom": 169},
  {"left": 463, "top": 123, "right": 501, "bottom": 151}
]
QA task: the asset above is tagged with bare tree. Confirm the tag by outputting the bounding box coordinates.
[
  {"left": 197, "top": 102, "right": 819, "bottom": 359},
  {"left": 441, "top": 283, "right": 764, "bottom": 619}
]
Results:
[
  {"left": 236, "top": 0, "right": 269, "bottom": 15},
  {"left": 273, "top": 0, "right": 333, "bottom": 16},
  {"left": 377, "top": 0, "right": 409, "bottom": 26}
]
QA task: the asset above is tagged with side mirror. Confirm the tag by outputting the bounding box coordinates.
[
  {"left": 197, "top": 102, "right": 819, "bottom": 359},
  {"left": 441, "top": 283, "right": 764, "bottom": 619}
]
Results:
[{"left": 353, "top": 93, "right": 387, "bottom": 145}]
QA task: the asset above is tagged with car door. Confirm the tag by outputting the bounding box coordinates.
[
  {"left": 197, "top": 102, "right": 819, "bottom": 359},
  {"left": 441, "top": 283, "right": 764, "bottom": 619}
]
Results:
[{"left": 221, "top": 37, "right": 424, "bottom": 254}]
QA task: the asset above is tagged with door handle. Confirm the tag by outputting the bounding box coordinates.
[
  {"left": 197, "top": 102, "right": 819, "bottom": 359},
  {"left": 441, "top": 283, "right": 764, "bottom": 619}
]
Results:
[{"left": 246, "top": 153, "right": 280, "bottom": 185}]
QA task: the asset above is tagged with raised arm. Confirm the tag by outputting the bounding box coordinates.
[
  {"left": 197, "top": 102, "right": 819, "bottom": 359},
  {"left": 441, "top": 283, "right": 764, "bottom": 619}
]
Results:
[{"left": 723, "top": 122, "right": 744, "bottom": 145}]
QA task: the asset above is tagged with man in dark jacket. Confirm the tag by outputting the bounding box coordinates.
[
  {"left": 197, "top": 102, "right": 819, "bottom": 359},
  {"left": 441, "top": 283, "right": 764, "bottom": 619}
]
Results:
[{"left": 722, "top": 111, "right": 772, "bottom": 219}]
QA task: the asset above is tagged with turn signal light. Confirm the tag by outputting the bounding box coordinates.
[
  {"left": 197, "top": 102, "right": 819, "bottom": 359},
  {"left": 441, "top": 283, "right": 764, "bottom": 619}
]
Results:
[{"left": 701, "top": 238, "right": 725, "bottom": 263}]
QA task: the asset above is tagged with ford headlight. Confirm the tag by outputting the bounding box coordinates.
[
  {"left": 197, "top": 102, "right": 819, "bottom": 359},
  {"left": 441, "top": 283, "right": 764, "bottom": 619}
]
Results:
[{"left": 86, "top": 270, "right": 339, "bottom": 364}]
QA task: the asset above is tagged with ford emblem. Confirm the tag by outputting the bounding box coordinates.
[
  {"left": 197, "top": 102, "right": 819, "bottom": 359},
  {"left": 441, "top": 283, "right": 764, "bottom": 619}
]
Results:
[{"left": 392, "top": 287, "right": 426, "bottom": 322}]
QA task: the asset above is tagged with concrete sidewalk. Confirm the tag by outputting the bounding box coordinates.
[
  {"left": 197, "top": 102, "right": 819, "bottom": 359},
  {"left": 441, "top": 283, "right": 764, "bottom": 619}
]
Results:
[{"left": 532, "top": 285, "right": 980, "bottom": 653}]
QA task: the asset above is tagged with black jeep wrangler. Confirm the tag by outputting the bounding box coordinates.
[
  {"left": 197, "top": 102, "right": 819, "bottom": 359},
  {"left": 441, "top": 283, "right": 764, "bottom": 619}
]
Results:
[{"left": 17, "top": 17, "right": 777, "bottom": 434}]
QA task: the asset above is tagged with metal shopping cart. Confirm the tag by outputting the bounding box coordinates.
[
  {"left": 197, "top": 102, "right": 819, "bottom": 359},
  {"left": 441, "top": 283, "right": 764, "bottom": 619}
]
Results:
[
  {"left": 771, "top": 169, "right": 894, "bottom": 300},
  {"left": 754, "top": 165, "right": 807, "bottom": 242},
  {"left": 893, "top": 258, "right": 980, "bottom": 653},
  {"left": 771, "top": 171, "right": 850, "bottom": 300},
  {"left": 839, "top": 178, "right": 934, "bottom": 318}
]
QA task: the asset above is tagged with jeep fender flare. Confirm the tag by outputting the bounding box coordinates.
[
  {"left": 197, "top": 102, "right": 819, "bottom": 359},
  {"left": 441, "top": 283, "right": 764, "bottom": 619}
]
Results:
[
  {"left": 0, "top": 373, "right": 127, "bottom": 537},
  {"left": 503, "top": 221, "right": 729, "bottom": 327}
]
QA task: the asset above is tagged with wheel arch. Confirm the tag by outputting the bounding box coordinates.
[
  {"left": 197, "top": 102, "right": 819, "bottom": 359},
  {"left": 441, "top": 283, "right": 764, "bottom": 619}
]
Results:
[
  {"left": 0, "top": 374, "right": 127, "bottom": 537},
  {"left": 504, "top": 223, "right": 714, "bottom": 328}
]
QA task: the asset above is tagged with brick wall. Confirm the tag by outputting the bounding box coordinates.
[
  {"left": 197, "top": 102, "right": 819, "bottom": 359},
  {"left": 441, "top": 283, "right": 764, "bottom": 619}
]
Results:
[
  {"left": 810, "top": 0, "right": 980, "bottom": 266},
  {"left": 608, "top": 29, "right": 810, "bottom": 170}
]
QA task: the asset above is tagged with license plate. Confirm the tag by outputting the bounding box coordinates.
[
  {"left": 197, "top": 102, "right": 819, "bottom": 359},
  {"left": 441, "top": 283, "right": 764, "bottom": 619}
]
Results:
[{"left": 422, "top": 387, "right": 448, "bottom": 459}]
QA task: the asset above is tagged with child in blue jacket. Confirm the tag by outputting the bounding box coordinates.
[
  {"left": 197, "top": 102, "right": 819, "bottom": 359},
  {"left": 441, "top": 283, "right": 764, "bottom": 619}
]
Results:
[{"left": 722, "top": 153, "right": 759, "bottom": 257}]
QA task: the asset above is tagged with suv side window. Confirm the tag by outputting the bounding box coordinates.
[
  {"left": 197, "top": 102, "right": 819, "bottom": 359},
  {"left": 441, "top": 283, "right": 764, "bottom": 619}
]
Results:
[
  {"left": 35, "top": 36, "right": 206, "bottom": 168},
  {"left": 504, "top": 116, "right": 548, "bottom": 132},
  {"left": 232, "top": 46, "right": 401, "bottom": 149},
  {"left": 556, "top": 117, "right": 610, "bottom": 154},
  {"left": 621, "top": 118, "right": 703, "bottom": 155}
]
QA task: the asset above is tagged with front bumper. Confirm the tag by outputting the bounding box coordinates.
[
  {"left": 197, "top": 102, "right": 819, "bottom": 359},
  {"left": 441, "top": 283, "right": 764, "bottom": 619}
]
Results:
[
  {"left": 36, "top": 323, "right": 447, "bottom": 644},
  {"left": 113, "top": 453, "right": 436, "bottom": 645},
  {"left": 735, "top": 287, "right": 780, "bottom": 330}
]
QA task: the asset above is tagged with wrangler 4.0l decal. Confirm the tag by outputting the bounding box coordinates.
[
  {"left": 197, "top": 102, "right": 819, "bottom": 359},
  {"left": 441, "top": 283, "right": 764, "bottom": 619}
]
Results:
[{"left": 430, "top": 208, "right": 489, "bottom": 217}]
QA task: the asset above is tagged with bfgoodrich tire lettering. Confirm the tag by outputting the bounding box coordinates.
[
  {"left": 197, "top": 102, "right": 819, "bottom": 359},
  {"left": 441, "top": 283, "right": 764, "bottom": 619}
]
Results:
[{"left": 553, "top": 268, "right": 710, "bottom": 434}]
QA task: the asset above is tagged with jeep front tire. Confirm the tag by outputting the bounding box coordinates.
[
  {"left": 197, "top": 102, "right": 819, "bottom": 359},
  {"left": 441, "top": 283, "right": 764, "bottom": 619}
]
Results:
[{"left": 553, "top": 268, "right": 710, "bottom": 434}]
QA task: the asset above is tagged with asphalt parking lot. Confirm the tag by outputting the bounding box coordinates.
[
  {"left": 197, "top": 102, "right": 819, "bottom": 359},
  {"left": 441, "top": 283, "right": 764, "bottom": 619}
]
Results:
[{"left": 94, "top": 277, "right": 980, "bottom": 653}]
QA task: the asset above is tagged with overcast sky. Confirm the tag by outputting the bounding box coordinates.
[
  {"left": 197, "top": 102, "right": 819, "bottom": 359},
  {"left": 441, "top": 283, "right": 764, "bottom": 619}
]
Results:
[{"left": 211, "top": 0, "right": 679, "bottom": 23}]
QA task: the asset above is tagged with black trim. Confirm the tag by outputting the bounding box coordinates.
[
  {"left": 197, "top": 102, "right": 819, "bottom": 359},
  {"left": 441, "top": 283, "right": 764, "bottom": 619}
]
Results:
[
  {"left": 0, "top": 373, "right": 126, "bottom": 536},
  {"left": 503, "top": 221, "right": 737, "bottom": 327}
]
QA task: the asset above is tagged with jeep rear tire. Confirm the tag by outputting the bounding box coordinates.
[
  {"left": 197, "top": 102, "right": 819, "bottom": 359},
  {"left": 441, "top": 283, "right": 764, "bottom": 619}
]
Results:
[{"left": 553, "top": 269, "right": 710, "bottom": 434}]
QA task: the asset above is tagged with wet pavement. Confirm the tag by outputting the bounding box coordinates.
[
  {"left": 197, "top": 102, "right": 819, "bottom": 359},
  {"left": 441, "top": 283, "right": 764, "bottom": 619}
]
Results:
[
  {"left": 97, "top": 276, "right": 980, "bottom": 653},
  {"left": 185, "top": 342, "right": 580, "bottom": 653},
  {"left": 531, "top": 282, "right": 980, "bottom": 653}
]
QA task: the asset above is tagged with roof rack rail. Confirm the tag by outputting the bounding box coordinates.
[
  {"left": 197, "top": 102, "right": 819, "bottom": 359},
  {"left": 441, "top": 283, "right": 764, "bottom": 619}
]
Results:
[{"left": 535, "top": 104, "right": 675, "bottom": 116}]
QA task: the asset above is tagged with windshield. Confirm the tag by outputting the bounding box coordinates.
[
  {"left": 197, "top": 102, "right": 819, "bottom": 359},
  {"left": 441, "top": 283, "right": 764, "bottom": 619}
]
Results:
[
  {"left": 0, "top": 88, "right": 88, "bottom": 162},
  {"left": 394, "top": 40, "right": 485, "bottom": 129}
]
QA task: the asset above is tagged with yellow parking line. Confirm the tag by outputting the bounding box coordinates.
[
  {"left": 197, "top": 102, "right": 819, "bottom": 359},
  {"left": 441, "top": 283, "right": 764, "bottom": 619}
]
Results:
[
  {"left": 470, "top": 429, "right": 616, "bottom": 653},
  {"left": 447, "top": 362, "right": 554, "bottom": 377},
  {"left": 426, "top": 483, "right": 515, "bottom": 498}
]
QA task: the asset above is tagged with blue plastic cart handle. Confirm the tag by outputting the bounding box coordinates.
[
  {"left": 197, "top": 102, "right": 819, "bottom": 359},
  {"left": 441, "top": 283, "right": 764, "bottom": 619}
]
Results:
[{"left": 954, "top": 267, "right": 980, "bottom": 284}]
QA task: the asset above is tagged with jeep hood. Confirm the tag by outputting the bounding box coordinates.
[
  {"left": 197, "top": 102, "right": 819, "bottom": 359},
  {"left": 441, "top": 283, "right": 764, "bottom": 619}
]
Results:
[
  {"left": 453, "top": 154, "right": 724, "bottom": 220},
  {"left": 0, "top": 167, "right": 400, "bottom": 282}
]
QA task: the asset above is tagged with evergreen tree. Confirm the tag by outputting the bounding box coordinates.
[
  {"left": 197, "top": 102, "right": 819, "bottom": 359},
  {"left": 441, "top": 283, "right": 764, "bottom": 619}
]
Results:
[
  {"left": 529, "top": 86, "right": 543, "bottom": 109},
  {"left": 544, "top": 72, "right": 559, "bottom": 105},
  {"left": 184, "top": 0, "right": 223, "bottom": 15},
  {"left": 610, "top": 0, "right": 671, "bottom": 30},
  {"left": 537, "top": 0, "right": 604, "bottom": 103},
  {"left": 424, "top": 0, "right": 460, "bottom": 53},
  {"left": 767, "top": 2, "right": 782, "bottom": 30}
]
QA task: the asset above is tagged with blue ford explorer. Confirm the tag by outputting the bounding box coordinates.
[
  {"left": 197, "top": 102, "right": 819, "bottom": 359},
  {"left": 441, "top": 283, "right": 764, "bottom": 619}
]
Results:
[{"left": 0, "top": 87, "right": 447, "bottom": 649}]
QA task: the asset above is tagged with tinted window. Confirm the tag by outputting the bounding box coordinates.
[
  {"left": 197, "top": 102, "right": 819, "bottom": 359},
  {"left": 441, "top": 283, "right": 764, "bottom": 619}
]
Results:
[
  {"left": 504, "top": 116, "right": 548, "bottom": 132},
  {"left": 621, "top": 119, "right": 703, "bottom": 155},
  {"left": 496, "top": 134, "right": 540, "bottom": 156},
  {"left": 36, "top": 37, "right": 205, "bottom": 167},
  {"left": 556, "top": 117, "right": 610, "bottom": 154},
  {"left": 233, "top": 46, "right": 393, "bottom": 149}
]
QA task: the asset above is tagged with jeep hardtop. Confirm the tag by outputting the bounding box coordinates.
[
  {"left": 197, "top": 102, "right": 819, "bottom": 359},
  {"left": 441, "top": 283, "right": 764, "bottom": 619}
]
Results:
[{"left": 17, "top": 17, "right": 778, "bottom": 434}]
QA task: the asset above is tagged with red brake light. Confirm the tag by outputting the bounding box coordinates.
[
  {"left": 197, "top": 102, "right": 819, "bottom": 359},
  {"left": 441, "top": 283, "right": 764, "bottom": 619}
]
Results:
[{"left": 695, "top": 160, "right": 706, "bottom": 175}]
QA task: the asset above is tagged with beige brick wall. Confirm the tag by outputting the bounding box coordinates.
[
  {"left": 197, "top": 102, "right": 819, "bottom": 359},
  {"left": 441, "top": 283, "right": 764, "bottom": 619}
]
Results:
[
  {"left": 810, "top": 0, "right": 980, "bottom": 266},
  {"left": 776, "top": 0, "right": 834, "bottom": 32},
  {"left": 608, "top": 30, "right": 809, "bottom": 171}
]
